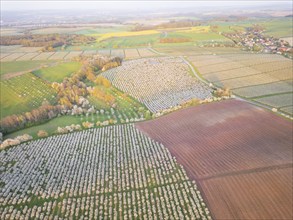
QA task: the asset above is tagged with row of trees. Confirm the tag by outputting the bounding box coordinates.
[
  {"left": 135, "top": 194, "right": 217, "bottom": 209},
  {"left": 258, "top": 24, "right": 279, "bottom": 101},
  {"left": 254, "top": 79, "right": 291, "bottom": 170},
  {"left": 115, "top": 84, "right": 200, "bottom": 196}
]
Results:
[
  {"left": 0, "top": 34, "right": 96, "bottom": 51},
  {"left": 132, "top": 20, "right": 201, "bottom": 31},
  {"left": 53, "top": 55, "right": 122, "bottom": 109},
  {"left": 0, "top": 103, "right": 63, "bottom": 134}
]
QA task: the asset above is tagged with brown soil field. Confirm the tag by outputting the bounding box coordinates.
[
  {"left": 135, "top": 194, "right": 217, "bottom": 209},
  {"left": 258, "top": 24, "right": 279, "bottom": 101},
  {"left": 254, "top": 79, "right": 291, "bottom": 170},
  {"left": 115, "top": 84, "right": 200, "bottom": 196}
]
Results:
[
  {"left": 136, "top": 99, "right": 292, "bottom": 178},
  {"left": 201, "top": 166, "right": 292, "bottom": 219},
  {"left": 136, "top": 99, "right": 293, "bottom": 219}
]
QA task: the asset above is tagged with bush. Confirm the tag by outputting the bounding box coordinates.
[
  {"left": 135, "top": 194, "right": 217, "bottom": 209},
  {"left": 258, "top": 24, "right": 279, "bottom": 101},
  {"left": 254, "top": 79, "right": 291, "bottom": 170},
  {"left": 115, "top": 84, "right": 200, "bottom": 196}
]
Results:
[
  {"left": 37, "top": 130, "right": 48, "bottom": 138},
  {"left": 82, "top": 121, "right": 94, "bottom": 129},
  {"left": 214, "top": 88, "right": 231, "bottom": 97}
]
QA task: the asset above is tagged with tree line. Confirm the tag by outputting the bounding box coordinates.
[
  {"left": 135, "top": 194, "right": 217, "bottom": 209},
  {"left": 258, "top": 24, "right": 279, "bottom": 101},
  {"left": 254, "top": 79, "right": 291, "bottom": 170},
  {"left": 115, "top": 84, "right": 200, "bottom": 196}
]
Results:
[
  {"left": 132, "top": 20, "right": 201, "bottom": 31},
  {"left": 0, "top": 34, "right": 96, "bottom": 51}
]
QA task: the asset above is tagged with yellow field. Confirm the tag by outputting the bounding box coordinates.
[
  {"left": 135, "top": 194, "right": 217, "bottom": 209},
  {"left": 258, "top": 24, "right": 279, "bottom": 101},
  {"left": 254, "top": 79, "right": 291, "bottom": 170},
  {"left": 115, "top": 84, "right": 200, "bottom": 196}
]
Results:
[
  {"left": 94, "top": 30, "right": 160, "bottom": 41},
  {"left": 179, "top": 26, "right": 210, "bottom": 33},
  {"left": 94, "top": 26, "right": 210, "bottom": 42}
]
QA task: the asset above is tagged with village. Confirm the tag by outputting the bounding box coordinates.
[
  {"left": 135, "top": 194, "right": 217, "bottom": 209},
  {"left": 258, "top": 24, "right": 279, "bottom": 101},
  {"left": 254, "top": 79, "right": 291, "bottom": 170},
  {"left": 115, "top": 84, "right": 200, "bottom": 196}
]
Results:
[{"left": 223, "top": 26, "right": 293, "bottom": 58}]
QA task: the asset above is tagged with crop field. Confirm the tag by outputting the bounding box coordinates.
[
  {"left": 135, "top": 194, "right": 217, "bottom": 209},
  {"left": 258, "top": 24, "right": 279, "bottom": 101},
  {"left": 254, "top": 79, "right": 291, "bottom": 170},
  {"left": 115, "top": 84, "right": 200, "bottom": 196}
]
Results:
[
  {"left": 254, "top": 93, "right": 293, "bottom": 108},
  {"left": 48, "top": 52, "right": 70, "bottom": 60},
  {"left": 232, "top": 80, "right": 293, "bottom": 98},
  {"left": 214, "top": 72, "right": 289, "bottom": 89},
  {"left": 0, "top": 46, "right": 41, "bottom": 53},
  {"left": 102, "top": 57, "right": 212, "bottom": 112},
  {"left": 0, "top": 60, "right": 55, "bottom": 76},
  {"left": 94, "top": 29, "right": 160, "bottom": 41},
  {"left": 154, "top": 46, "right": 246, "bottom": 56},
  {"left": 15, "top": 47, "right": 43, "bottom": 53},
  {"left": 187, "top": 55, "right": 232, "bottom": 67},
  {"left": 137, "top": 48, "right": 158, "bottom": 57},
  {"left": 200, "top": 167, "right": 292, "bottom": 220},
  {"left": 124, "top": 49, "right": 140, "bottom": 59},
  {"left": 136, "top": 99, "right": 293, "bottom": 219},
  {"left": 92, "top": 26, "right": 232, "bottom": 48},
  {"left": 189, "top": 53, "right": 293, "bottom": 113},
  {"left": 0, "top": 45, "right": 23, "bottom": 53},
  {"left": 0, "top": 48, "right": 159, "bottom": 63},
  {"left": 261, "top": 17, "right": 293, "bottom": 38},
  {"left": 64, "top": 51, "right": 83, "bottom": 60},
  {"left": 0, "top": 124, "right": 211, "bottom": 219},
  {"left": 110, "top": 49, "right": 125, "bottom": 58},
  {"left": 33, "top": 61, "right": 82, "bottom": 82},
  {"left": 73, "top": 26, "right": 130, "bottom": 35},
  {"left": 1, "top": 53, "right": 26, "bottom": 62},
  {"left": 29, "top": 25, "right": 128, "bottom": 35},
  {"left": 162, "top": 31, "right": 232, "bottom": 45},
  {"left": 222, "top": 53, "right": 286, "bottom": 65},
  {"left": 97, "top": 49, "right": 111, "bottom": 56},
  {"left": 153, "top": 46, "right": 210, "bottom": 56},
  {"left": 97, "top": 34, "right": 161, "bottom": 48},
  {"left": 30, "top": 27, "right": 90, "bottom": 35},
  {"left": 0, "top": 73, "right": 57, "bottom": 119},
  {"left": 61, "top": 43, "right": 100, "bottom": 51},
  {"left": 208, "top": 66, "right": 293, "bottom": 84},
  {"left": 0, "top": 28, "right": 24, "bottom": 36},
  {"left": 82, "top": 50, "right": 97, "bottom": 55},
  {"left": 15, "top": 52, "right": 40, "bottom": 61},
  {"left": 0, "top": 53, "right": 10, "bottom": 59},
  {"left": 32, "top": 52, "right": 55, "bottom": 60}
]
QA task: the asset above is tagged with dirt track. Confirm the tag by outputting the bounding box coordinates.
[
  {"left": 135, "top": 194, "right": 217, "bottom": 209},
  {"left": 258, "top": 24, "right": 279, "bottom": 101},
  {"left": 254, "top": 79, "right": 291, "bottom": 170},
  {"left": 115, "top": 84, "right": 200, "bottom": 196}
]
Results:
[{"left": 136, "top": 99, "right": 293, "bottom": 219}]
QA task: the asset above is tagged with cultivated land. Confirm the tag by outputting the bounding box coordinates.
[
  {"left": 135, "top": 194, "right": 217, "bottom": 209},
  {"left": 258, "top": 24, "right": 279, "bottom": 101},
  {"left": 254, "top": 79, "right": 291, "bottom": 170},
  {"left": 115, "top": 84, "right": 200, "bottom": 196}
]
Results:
[
  {"left": 33, "top": 61, "right": 82, "bottom": 82},
  {"left": 0, "top": 124, "right": 211, "bottom": 219},
  {"left": 3, "top": 79, "right": 148, "bottom": 139},
  {"left": 102, "top": 57, "right": 212, "bottom": 112},
  {"left": 154, "top": 46, "right": 247, "bottom": 56},
  {"left": 1, "top": 13, "right": 293, "bottom": 220},
  {"left": 136, "top": 99, "right": 293, "bottom": 220},
  {"left": 1, "top": 48, "right": 158, "bottom": 62},
  {"left": 0, "top": 73, "right": 57, "bottom": 119},
  {"left": 188, "top": 53, "right": 293, "bottom": 115},
  {"left": 0, "top": 60, "right": 55, "bottom": 76}
]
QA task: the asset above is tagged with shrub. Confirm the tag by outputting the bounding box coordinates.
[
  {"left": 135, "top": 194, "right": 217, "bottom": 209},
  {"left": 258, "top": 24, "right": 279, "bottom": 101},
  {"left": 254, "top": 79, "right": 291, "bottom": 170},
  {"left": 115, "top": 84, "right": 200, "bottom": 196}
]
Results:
[
  {"left": 82, "top": 121, "right": 94, "bottom": 129},
  {"left": 37, "top": 130, "right": 48, "bottom": 138},
  {"left": 214, "top": 87, "right": 231, "bottom": 97}
]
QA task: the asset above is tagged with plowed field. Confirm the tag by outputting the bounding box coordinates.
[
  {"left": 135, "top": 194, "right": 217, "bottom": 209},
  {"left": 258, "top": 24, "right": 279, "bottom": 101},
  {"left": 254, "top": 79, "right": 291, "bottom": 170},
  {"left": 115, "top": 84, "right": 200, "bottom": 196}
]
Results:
[{"left": 136, "top": 99, "right": 293, "bottom": 219}]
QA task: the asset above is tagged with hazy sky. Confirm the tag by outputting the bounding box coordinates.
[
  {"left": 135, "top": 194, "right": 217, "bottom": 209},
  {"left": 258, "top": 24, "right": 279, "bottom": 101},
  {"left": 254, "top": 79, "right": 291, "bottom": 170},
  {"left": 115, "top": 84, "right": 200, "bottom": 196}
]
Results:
[{"left": 1, "top": 1, "right": 291, "bottom": 11}]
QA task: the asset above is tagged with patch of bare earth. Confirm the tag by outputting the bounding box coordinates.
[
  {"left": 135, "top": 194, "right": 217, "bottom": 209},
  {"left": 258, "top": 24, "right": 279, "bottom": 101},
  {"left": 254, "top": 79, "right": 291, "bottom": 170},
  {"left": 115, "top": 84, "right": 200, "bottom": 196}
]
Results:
[{"left": 135, "top": 99, "right": 293, "bottom": 219}]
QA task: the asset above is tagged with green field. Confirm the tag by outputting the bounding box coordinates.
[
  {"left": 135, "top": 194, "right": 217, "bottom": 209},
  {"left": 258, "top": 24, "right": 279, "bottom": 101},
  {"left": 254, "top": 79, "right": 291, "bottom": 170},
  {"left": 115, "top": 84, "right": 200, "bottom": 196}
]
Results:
[
  {"left": 166, "top": 31, "right": 230, "bottom": 41},
  {"left": 0, "top": 60, "right": 55, "bottom": 76},
  {"left": 3, "top": 80, "right": 148, "bottom": 139},
  {"left": 74, "top": 26, "right": 131, "bottom": 35},
  {"left": 54, "top": 24, "right": 239, "bottom": 49},
  {"left": 62, "top": 34, "right": 161, "bottom": 50},
  {"left": 64, "top": 31, "right": 232, "bottom": 49},
  {"left": 98, "top": 34, "right": 161, "bottom": 48},
  {"left": 1, "top": 73, "right": 57, "bottom": 119},
  {"left": 261, "top": 18, "right": 293, "bottom": 38},
  {"left": 58, "top": 43, "right": 99, "bottom": 51},
  {"left": 5, "top": 91, "right": 148, "bottom": 139},
  {"left": 4, "top": 115, "right": 95, "bottom": 139},
  {"left": 33, "top": 61, "right": 82, "bottom": 82}
]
